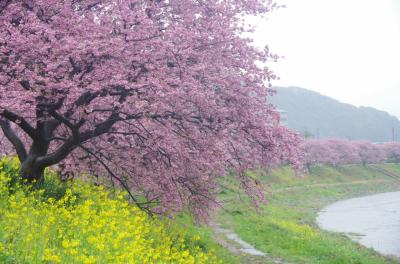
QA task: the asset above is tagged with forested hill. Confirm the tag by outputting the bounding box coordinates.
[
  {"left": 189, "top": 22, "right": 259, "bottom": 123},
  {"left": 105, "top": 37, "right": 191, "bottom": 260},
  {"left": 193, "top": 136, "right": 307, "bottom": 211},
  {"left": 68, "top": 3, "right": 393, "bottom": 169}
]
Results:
[{"left": 270, "top": 86, "right": 400, "bottom": 142}]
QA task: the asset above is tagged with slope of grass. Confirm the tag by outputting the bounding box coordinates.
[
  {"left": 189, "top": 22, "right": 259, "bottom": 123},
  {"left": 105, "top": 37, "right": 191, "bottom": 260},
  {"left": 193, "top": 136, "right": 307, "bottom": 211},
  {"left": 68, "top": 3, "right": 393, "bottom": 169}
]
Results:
[
  {"left": 0, "top": 157, "right": 233, "bottom": 264},
  {"left": 2, "top": 154, "right": 399, "bottom": 264},
  {"left": 215, "top": 164, "right": 400, "bottom": 264}
]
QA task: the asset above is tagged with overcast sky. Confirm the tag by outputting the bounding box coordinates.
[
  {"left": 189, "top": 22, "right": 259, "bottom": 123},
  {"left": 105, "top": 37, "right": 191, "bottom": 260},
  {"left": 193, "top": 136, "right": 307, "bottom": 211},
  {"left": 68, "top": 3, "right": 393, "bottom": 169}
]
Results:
[{"left": 250, "top": 0, "right": 400, "bottom": 118}]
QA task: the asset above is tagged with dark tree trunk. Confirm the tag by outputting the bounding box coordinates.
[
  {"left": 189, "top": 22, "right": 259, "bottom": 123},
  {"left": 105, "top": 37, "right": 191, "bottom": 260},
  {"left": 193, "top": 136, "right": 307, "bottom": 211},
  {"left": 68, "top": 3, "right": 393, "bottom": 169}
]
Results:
[
  {"left": 19, "top": 140, "right": 49, "bottom": 184},
  {"left": 305, "top": 163, "right": 312, "bottom": 173},
  {"left": 1, "top": 105, "right": 120, "bottom": 186},
  {"left": 20, "top": 156, "right": 46, "bottom": 184}
]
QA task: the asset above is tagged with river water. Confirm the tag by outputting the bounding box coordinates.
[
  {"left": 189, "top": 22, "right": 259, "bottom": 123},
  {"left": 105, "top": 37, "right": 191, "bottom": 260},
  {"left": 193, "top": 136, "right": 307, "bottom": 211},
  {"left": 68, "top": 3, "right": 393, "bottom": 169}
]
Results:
[{"left": 317, "top": 191, "right": 400, "bottom": 258}]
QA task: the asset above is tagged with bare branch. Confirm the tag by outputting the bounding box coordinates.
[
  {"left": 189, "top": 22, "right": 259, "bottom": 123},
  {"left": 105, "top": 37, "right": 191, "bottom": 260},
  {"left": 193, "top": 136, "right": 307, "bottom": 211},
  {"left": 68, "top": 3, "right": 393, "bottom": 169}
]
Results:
[{"left": 78, "top": 144, "right": 153, "bottom": 215}]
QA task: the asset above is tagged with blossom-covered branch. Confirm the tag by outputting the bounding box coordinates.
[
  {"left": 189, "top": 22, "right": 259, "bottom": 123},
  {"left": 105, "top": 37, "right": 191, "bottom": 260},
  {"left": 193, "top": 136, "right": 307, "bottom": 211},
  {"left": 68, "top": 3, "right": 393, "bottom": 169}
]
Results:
[{"left": 0, "top": 0, "right": 303, "bottom": 219}]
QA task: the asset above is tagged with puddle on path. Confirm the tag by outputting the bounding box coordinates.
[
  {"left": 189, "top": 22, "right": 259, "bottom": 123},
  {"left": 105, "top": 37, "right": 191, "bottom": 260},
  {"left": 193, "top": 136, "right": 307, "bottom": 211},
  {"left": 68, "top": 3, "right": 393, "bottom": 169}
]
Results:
[
  {"left": 212, "top": 224, "right": 266, "bottom": 256},
  {"left": 211, "top": 223, "right": 292, "bottom": 264}
]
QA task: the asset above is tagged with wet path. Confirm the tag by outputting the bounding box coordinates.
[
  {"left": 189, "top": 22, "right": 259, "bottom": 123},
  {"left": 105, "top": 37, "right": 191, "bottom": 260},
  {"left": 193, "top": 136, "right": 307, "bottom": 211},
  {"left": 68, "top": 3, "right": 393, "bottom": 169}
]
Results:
[
  {"left": 211, "top": 222, "right": 291, "bottom": 264},
  {"left": 317, "top": 191, "right": 400, "bottom": 258},
  {"left": 212, "top": 223, "right": 266, "bottom": 256}
]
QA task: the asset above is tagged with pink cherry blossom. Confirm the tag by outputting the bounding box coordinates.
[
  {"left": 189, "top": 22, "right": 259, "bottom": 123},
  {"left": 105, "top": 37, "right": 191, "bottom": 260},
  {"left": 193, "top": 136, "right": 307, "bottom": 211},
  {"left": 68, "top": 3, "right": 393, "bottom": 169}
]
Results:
[
  {"left": 304, "top": 139, "right": 390, "bottom": 169},
  {"left": 0, "top": 1, "right": 302, "bottom": 219},
  {"left": 382, "top": 142, "right": 400, "bottom": 163}
]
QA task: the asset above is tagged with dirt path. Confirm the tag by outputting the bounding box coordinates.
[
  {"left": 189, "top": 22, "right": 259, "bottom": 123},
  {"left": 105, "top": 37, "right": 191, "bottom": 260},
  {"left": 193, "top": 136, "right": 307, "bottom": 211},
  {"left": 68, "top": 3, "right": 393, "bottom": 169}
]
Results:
[
  {"left": 270, "top": 179, "right": 391, "bottom": 193},
  {"left": 211, "top": 222, "right": 291, "bottom": 264}
]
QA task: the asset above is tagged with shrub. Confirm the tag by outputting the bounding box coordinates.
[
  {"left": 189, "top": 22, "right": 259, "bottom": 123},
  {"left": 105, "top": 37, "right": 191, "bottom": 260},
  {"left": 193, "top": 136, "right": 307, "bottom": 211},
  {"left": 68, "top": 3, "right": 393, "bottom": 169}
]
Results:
[{"left": 0, "top": 157, "right": 219, "bottom": 264}]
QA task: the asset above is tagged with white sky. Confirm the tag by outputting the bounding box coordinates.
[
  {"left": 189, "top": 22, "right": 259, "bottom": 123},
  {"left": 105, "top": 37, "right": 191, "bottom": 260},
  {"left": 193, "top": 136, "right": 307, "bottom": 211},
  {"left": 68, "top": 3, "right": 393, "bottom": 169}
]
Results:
[{"left": 250, "top": 0, "right": 400, "bottom": 117}]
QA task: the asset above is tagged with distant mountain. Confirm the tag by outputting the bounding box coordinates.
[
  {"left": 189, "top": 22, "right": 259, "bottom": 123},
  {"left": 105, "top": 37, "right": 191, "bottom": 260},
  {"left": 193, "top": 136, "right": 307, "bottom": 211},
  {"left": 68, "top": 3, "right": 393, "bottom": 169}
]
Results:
[{"left": 269, "top": 86, "right": 400, "bottom": 142}]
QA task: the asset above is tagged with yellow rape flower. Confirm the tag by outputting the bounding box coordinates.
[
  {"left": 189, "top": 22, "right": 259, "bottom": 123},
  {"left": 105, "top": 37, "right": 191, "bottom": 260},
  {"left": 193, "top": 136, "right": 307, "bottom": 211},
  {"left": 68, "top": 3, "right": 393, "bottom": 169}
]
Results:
[{"left": 0, "top": 158, "right": 220, "bottom": 264}]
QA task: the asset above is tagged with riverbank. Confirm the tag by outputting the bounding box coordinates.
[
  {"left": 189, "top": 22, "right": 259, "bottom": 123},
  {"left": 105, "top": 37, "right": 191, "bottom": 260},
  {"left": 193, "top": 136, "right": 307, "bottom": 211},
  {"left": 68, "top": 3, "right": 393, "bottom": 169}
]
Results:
[
  {"left": 213, "top": 164, "right": 400, "bottom": 264},
  {"left": 318, "top": 191, "right": 400, "bottom": 258},
  {"left": 2, "top": 157, "right": 400, "bottom": 263}
]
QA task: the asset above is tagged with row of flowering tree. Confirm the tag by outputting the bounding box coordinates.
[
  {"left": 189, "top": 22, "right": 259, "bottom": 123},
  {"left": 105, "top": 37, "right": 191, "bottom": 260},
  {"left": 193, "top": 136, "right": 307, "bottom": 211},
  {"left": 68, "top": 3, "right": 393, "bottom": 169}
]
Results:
[
  {"left": 304, "top": 139, "right": 400, "bottom": 169},
  {"left": 0, "top": 0, "right": 303, "bottom": 219}
]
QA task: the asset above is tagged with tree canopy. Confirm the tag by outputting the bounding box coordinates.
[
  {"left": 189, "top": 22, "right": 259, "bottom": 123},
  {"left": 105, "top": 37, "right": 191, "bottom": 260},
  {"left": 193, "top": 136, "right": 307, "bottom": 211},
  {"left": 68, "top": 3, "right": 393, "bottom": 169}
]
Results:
[
  {"left": 0, "top": 0, "right": 302, "bottom": 218},
  {"left": 303, "top": 139, "right": 399, "bottom": 168}
]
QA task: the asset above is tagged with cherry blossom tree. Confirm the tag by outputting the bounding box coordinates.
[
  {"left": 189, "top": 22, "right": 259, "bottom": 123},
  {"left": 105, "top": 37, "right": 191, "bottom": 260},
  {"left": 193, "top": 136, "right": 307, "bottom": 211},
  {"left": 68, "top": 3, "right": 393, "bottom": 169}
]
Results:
[
  {"left": 326, "top": 139, "right": 361, "bottom": 165},
  {"left": 304, "top": 139, "right": 339, "bottom": 169},
  {"left": 382, "top": 142, "right": 400, "bottom": 163},
  {"left": 353, "top": 141, "right": 386, "bottom": 165},
  {"left": 0, "top": 1, "right": 302, "bottom": 217},
  {"left": 304, "top": 139, "right": 333, "bottom": 168},
  {"left": 304, "top": 139, "right": 389, "bottom": 168}
]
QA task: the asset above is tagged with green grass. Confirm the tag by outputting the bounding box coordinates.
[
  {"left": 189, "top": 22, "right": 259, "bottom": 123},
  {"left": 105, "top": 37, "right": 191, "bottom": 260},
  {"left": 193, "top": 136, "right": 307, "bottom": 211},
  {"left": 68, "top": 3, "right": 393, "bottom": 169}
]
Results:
[
  {"left": 3, "top": 155, "right": 400, "bottom": 263},
  {"left": 214, "top": 164, "right": 400, "bottom": 264},
  {"left": 174, "top": 213, "right": 239, "bottom": 264}
]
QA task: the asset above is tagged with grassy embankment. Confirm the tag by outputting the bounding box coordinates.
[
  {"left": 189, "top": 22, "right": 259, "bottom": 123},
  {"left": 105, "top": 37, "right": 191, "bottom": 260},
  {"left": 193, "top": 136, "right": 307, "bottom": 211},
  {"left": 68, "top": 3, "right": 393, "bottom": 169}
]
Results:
[
  {"left": 213, "top": 163, "right": 400, "bottom": 264},
  {"left": 0, "top": 157, "right": 235, "bottom": 264},
  {"left": 2, "top": 154, "right": 400, "bottom": 264}
]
